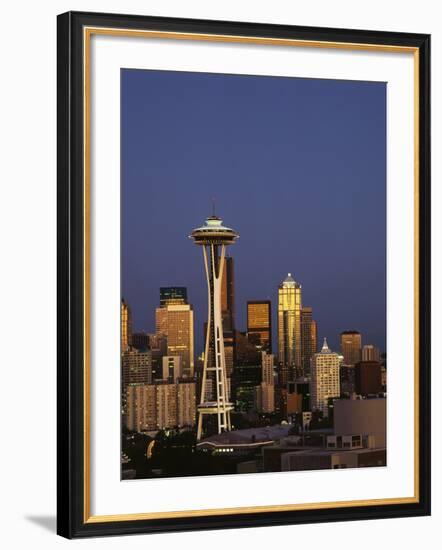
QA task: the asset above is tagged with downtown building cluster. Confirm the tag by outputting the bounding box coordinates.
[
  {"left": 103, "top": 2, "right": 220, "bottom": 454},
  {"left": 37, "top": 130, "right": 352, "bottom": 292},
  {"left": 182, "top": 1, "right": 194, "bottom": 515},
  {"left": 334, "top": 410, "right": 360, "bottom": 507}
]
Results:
[
  {"left": 121, "top": 291, "right": 197, "bottom": 433},
  {"left": 121, "top": 269, "right": 386, "bottom": 436}
]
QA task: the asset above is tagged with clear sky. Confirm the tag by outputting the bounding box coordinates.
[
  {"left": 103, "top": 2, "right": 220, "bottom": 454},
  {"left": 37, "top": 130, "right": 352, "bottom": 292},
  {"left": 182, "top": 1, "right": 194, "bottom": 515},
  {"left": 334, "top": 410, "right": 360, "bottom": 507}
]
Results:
[{"left": 121, "top": 68, "right": 386, "bottom": 354}]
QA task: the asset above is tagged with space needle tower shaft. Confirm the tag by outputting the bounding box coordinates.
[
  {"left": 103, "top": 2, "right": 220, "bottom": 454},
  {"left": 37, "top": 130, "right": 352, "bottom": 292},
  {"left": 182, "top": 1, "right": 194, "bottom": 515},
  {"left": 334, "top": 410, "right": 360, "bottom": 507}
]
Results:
[{"left": 190, "top": 214, "right": 239, "bottom": 440}]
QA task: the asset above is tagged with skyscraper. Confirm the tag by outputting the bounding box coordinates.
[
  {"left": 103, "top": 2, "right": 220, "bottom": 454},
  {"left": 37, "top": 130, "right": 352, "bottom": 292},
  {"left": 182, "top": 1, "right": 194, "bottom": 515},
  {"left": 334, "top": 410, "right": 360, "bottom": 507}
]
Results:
[
  {"left": 255, "top": 351, "right": 275, "bottom": 413},
  {"left": 278, "top": 273, "right": 302, "bottom": 384},
  {"left": 261, "top": 351, "right": 275, "bottom": 385},
  {"left": 300, "top": 306, "right": 317, "bottom": 375},
  {"left": 355, "top": 360, "right": 382, "bottom": 396},
  {"left": 362, "top": 344, "right": 381, "bottom": 362},
  {"left": 312, "top": 320, "right": 317, "bottom": 356},
  {"left": 121, "top": 347, "right": 153, "bottom": 416},
  {"left": 131, "top": 331, "right": 149, "bottom": 350},
  {"left": 220, "top": 256, "right": 235, "bottom": 377},
  {"left": 160, "top": 287, "right": 187, "bottom": 306},
  {"left": 162, "top": 355, "right": 182, "bottom": 382},
  {"left": 122, "top": 348, "right": 153, "bottom": 387},
  {"left": 340, "top": 330, "right": 362, "bottom": 366},
  {"left": 155, "top": 303, "right": 194, "bottom": 378},
  {"left": 311, "top": 338, "right": 340, "bottom": 417},
  {"left": 220, "top": 257, "right": 235, "bottom": 332},
  {"left": 190, "top": 213, "right": 239, "bottom": 439},
  {"left": 247, "top": 300, "right": 272, "bottom": 352},
  {"left": 121, "top": 298, "right": 132, "bottom": 351}
]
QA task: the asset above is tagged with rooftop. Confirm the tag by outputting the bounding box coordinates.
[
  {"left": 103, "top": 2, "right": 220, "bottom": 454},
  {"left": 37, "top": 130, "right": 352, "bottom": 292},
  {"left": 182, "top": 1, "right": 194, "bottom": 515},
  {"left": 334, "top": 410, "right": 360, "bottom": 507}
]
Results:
[
  {"left": 197, "top": 425, "right": 290, "bottom": 447},
  {"left": 280, "top": 273, "right": 301, "bottom": 288}
]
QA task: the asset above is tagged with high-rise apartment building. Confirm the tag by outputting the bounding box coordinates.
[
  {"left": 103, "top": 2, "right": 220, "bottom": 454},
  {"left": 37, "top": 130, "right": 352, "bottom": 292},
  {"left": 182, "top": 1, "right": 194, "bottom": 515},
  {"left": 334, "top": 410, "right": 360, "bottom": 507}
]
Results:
[
  {"left": 156, "top": 381, "right": 178, "bottom": 429},
  {"left": 121, "top": 347, "right": 153, "bottom": 416},
  {"left": 125, "top": 380, "right": 197, "bottom": 432},
  {"left": 300, "top": 307, "right": 317, "bottom": 375},
  {"left": 125, "top": 384, "right": 156, "bottom": 432},
  {"left": 176, "top": 380, "right": 197, "bottom": 427},
  {"left": 278, "top": 273, "right": 302, "bottom": 384},
  {"left": 121, "top": 298, "right": 132, "bottom": 351},
  {"left": 311, "top": 338, "right": 340, "bottom": 417},
  {"left": 155, "top": 303, "right": 194, "bottom": 378},
  {"left": 122, "top": 348, "right": 152, "bottom": 387},
  {"left": 340, "top": 330, "right": 362, "bottom": 366},
  {"left": 247, "top": 300, "right": 272, "bottom": 352}
]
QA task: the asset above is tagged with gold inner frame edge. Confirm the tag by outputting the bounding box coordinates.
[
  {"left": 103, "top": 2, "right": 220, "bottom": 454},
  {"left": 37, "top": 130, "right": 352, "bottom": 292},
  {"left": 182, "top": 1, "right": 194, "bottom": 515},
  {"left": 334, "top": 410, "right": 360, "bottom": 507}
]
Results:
[{"left": 82, "top": 26, "right": 420, "bottom": 524}]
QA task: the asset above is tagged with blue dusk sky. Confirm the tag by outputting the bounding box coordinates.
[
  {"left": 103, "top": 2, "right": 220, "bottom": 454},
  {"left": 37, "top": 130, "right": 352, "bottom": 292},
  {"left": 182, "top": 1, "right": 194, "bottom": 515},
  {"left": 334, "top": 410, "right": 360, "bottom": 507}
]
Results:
[{"left": 121, "top": 68, "right": 386, "bottom": 355}]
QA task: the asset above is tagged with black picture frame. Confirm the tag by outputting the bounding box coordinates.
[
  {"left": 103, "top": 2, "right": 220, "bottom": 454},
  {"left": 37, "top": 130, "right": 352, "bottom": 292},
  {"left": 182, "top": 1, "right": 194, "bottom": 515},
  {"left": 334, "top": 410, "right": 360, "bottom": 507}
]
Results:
[{"left": 57, "top": 10, "right": 431, "bottom": 539}]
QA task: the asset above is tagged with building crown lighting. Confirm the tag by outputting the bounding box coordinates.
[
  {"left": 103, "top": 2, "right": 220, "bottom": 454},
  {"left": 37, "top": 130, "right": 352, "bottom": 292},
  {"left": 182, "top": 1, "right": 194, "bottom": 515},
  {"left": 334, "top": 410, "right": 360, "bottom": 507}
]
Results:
[
  {"left": 281, "top": 272, "right": 301, "bottom": 288},
  {"left": 320, "top": 337, "right": 332, "bottom": 353}
]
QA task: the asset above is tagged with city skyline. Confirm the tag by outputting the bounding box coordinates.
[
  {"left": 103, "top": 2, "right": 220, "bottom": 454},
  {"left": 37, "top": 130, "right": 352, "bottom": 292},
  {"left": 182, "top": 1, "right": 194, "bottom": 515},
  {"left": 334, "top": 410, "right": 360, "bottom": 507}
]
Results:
[
  {"left": 120, "top": 62, "right": 387, "bottom": 480},
  {"left": 121, "top": 212, "right": 386, "bottom": 472},
  {"left": 122, "top": 69, "right": 386, "bottom": 353},
  {"left": 123, "top": 231, "right": 386, "bottom": 356},
  {"left": 122, "top": 273, "right": 385, "bottom": 360}
]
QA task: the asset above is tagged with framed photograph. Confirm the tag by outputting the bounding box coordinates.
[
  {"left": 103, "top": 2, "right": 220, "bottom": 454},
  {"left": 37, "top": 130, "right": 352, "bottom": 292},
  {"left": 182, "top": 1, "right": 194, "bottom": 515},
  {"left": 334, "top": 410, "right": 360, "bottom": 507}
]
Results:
[{"left": 57, "top": 11, "right": 431, "bottom": 538}]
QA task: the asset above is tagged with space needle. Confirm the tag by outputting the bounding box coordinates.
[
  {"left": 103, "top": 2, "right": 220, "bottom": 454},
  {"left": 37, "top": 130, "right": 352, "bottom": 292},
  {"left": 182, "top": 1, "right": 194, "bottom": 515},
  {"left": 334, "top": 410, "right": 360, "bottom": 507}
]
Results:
[{"left": 190, "top": 212, "right": 239, "bottom": 440}]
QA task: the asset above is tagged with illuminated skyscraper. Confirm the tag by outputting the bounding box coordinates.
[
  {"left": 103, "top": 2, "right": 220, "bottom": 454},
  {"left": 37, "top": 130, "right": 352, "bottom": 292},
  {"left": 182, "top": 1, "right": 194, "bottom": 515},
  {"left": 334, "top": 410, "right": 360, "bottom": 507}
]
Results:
[
  {"left": 278, "top": 273, "right": 302, "bottom": 384},
  {"left": 121, "top": 299, "right": 132, "bottom": 351},
  {"left": 155, "top": 303, "right": 194, "bottom": 378},
  {"left": 247, "top": 300, "right": 272, "bottom": 352},
  {"left": 190, "top": 214, "right": 239, "bottom": 440},
  {"left": 301, "top": 307, "right": 317, "bottom": 376},
  {"left": 311, "top": 338, "right": 340, "bottom": 416},
  {"left": 340, "top": 330, "right": 362, "bottom": 366}
]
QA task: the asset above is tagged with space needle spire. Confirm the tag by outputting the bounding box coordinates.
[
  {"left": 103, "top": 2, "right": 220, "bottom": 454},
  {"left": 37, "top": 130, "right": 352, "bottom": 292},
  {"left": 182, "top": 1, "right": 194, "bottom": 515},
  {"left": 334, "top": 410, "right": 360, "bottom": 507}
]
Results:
[{"left": 190, "top": 212, "right": 239, "bottom": 440}]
